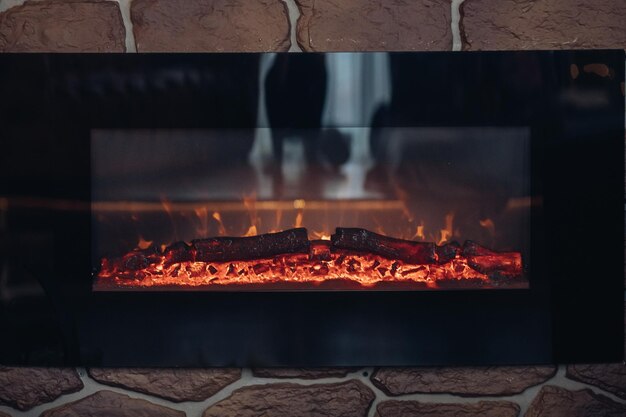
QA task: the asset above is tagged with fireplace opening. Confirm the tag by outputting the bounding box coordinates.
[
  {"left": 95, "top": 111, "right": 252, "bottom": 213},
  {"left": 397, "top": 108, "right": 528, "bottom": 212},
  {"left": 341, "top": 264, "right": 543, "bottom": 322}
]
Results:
[
  {"left": 92, "top": 126, "right": 530, "bottom": 291},
  {"left": 2, "top": 51, "right": 622, "bottom": 366}
]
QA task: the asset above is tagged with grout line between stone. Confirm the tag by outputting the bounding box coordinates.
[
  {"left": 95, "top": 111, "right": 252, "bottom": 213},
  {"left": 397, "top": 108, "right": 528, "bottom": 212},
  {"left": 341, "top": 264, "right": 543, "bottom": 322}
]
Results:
[
  {"left": 115, "top": 0, "right": 137, "bottom": 53},
  {"left": 0, "top": 0, "right": 25, "bottom": 13},
  {"left": 281, "top": 0, "right": 303, "bottom": 52},
  {"left": 451, "top": 0, "right": 465, "bottom": 51}
]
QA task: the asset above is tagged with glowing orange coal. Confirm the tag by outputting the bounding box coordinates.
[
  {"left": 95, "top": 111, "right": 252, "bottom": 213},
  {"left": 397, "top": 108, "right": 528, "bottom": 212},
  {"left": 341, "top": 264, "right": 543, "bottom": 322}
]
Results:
[{"left": 95, "top": 229, "right": 524, "bottom": 291}]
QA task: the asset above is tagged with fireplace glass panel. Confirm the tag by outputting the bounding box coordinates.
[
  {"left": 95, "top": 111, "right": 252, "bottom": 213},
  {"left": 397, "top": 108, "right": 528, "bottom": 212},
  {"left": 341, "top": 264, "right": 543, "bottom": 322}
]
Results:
[{"left": 92, "top": 126, "right": 530, "bottom": 291}]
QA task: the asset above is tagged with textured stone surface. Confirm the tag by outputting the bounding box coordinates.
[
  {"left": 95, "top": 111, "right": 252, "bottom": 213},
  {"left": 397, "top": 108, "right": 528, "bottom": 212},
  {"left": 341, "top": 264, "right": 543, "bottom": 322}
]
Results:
[
  {"left": 566, "top": 364, "right": 626, "bottom": 400},
  {"left": 0, "top": 0, "right": 125, "bottom": 52},
  {"left": 40, "top": 390, "right": 185, "bottom": 417},
  {"left": 375, "top": 400, "right": 520, "bottom": 417},
  {"left": 461, "top": 0, "right": 626, "bottom": 50},
  {"left": 88, "top": 367, "right": 241, "bottom": 402},
  {"left": 371, "top": 366, "right": 556, "bottom": 396},
  {"left": 203, "top": 380, "right": 374, "bottom": 417},
  {"left": 252, "top": 368, "right": 353, "bottom": 379},
  {"left": 295, "top": 0, "right": 451, "bottom": 51},
  {"left": 526, "top": 385, "right": 626, "bottom": 417},
  {"left": 131, "top": 0, "right": 290, "bottom": 52},
  {"left": 0, "top": 367, "right": 83, "bottom": 411}
]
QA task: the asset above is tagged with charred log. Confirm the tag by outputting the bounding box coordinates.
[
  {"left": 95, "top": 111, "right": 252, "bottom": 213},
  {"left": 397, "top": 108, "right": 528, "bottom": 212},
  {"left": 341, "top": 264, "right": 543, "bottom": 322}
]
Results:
[
  {"left": 163, "top": 241, "right": 193, "bottom": 266},
  {"left": 121, "top": 247, "right": 160, "bottom": 271},
  {"left": 436, "top": 241, "right": 461, "bottom": 264},
  {"left": 192, "top": 228, "right": 310, "bottom": 262},
  {"left": 463, "top": 241, "right": 522, "bottom": 278},
  {"left": 331, "top": 228, "right": 436, "bottom": 264}
]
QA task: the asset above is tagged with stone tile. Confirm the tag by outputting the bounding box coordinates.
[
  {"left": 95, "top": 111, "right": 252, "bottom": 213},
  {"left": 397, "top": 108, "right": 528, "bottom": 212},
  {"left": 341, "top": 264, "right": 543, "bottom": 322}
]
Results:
[
  {"left": 40, "top": 390, "right": 185, "bottom": 417},
  {"left": 131, "top": 0, "right": 290, "bottom": 52},
  {"left": 295, "top": 0, "right": 451, "bottom": 51},
  {"left": 461, "top": 0, "right": 626, "bottom": 50},
  {"left": 203, "top": 380, "right": 374, "bottom": 417},
  {"left": 375, "top": 399, "right": 520, "bottom": 417},
  {"left": 88, "top": 368, "right": 241, "bottom": 402},
  {"left": 525, "top": 385, "right": 626, "bottom": 417},
  {"left": 252, "top": 368, "right": 353, "bottom": 379},
  {"left": 0, "top": 0, "right": 125, "bottom": 52},
  {"left": 0, "top": 367, "right": 83, "bottom": 411},
  {"left": 566, "top": 364, "right": 626, "bottom": 400},
  {"left": 371, "top": 366, "right": 556, "bottom": 396}
]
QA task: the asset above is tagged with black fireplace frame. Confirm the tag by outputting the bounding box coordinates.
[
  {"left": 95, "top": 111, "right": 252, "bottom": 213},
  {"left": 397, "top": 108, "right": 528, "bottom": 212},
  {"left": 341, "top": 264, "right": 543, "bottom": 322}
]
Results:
[{"left": 0, "top": 50, "right": 623, "bottom": 366}]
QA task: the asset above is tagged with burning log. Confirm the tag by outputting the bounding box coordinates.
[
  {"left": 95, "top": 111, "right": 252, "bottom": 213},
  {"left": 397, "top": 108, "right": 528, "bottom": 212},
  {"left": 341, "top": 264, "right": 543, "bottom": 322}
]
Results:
[
  {"left": 462, "top": 241, "right": 522, "bottom": 277},
  {"left": 96, "top": 227, "right": 525, "bottom": 290},
  {"left": 331, "top": 228, "right": 436, "bottom": 265},
  {"left": 120, "top": 247, "right": 160, "bottom": 271},
  {"left": 163, "top": 241, "right": 193, "bottom": 266},
  {"left": 435, "top": 241, "right": 461, "bottom": 264},
  {"left": 193, "top": 228, "right": 310, "bottom": 262}
]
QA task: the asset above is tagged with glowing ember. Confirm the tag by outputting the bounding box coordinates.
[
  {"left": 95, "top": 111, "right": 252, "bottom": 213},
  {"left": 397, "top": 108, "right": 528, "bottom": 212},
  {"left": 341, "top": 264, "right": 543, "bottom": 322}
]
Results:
[{"left": 95, "top": 228, "right": 524, "bottom": 291}]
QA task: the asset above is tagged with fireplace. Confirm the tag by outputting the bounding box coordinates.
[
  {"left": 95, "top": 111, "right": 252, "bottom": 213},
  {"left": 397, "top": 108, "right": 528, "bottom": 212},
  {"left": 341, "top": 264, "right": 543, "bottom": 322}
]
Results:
[{"left": 0, "top": 51, "right": 623, "bottom": 366}]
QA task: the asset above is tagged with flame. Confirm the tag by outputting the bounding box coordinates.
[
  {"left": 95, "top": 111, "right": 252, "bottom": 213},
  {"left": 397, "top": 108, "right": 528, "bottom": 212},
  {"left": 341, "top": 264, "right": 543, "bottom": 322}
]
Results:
[
  {"left": 243, "top": 193, "right": 259, "bottom": 234},
  {"left": 413, "top": 221, "right": 425, "bottom": 241},
  {"left": 243, "top": 225, "right": 258, "bottom": 237},
  {"left": 137, "top": 235, "right": 153, "bottom": 250},
  {"left": 274, "top": 208, "right": 283, "bottom": 232},
  {"left": 194, "top": 206, "right": 209, "bottom": 236},
  {"left": 212, "top": 211, "right": 227, "bottom": 236},
  {"left": 294, "top": 199, "right": 305, "bottom": 229},
  {"left": 160, "top": 197, "right": 179, "bottom": 241},
  {"left": 311, "top": 230, "right": 331, "bottom": 240},
  {"left": 479, "top": 218, "right": 495, "bottom": 237},
  {"left": 437, "top": 212, "right": 454, "bottom": 245}
]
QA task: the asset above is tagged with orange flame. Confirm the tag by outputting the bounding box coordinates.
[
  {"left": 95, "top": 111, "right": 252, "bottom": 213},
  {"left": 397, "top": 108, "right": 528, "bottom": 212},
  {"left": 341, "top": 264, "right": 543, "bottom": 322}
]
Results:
[
  {"left": 243, "top": 193, "right": 259, "bottom": 234},
  {"left": 479, "top": 218, "right": 496, "bottom": 237},
  {"left": 137, "top": 235, "right": 153, "bottom": 250},
  {"left": 212, "top": 211, "right": 227, "bottom": 236},
  {"left": 294, "top": 199, "right": 305, "bottom": 229},
  {"left": 243, "top": 225, "right": 258, "bottom": 237},
  {"left": 437, "top": 212, "right": 454, "bottom": 245},
  {"left": 311, "top": 230, "right": 331, "bottom": 240},
  {"left": 194, "top": 206, "right": 209, "bottom": 236},
  {"left": 413, "top": 221, "right": 426, "bottom": 241}
]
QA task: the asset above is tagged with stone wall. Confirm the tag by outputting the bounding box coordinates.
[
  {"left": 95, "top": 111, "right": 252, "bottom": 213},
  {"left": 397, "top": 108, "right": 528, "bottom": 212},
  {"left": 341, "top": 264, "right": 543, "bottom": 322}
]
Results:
[{"left": 0, "top": 1, "right": 624, "bottom": 416}]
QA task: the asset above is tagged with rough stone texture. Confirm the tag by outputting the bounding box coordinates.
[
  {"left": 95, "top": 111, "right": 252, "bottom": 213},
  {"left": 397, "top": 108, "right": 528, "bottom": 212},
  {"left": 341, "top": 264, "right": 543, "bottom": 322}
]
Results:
[
  {"left": 131, "top": 0, "right": 290, "bottom": 52},
  {"left": 461, "top": 0, "right": 626, "bottom": 50},
  {"left": 371, "top": 366, "right": 556, "bottom": 396},
  {"left": 40, "top": 390, "right": 185, "bottom": 417},
  {"left": 295, "top": 0, "right": 451, "bottom": 52},
  {"left": 525, "top": 385, "right": 626, "bottom": 417},
  {"left": 0, "top": 0, "right": 126, "bottom": 52},
  {"left": 375, "top": 399, "right": 520, "bottom": 417},
  {"left": 88, "top": 367, "right": 241, "bottom": 402},
  {"left": 203, "top": 380, "right": 375, "bottom": 417},
  {"left": 252, "top": 368, "right": 354, "bottom": 379},
  {"left": 0, "top": 367, "right": 84, "bottom": 411},
  {"left": 566, "top": 364, "right": 626, "bottom": 400}
]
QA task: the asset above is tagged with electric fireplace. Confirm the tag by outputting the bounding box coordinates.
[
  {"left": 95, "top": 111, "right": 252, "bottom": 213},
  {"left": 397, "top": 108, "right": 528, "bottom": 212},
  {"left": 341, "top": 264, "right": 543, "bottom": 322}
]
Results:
[{"left": 0, "top": 51, "right": 623, "bottom": 367}]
